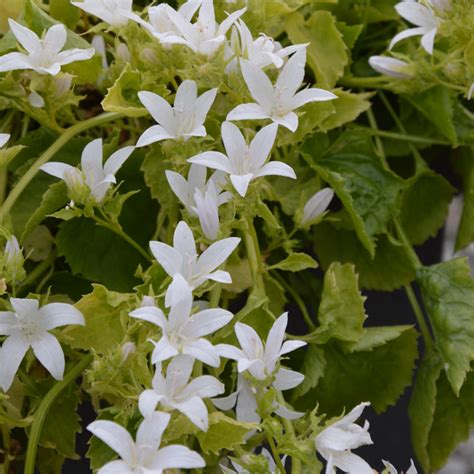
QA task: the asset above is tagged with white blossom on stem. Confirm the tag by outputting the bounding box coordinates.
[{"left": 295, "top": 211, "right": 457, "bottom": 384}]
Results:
[
  {"left": 0, "top": 298, "right": 84, "bottom": 391},
  {"left": 189, "top": 122, "right": 295, "bottom": 197},
  {"left": 0, "top": 20, "right": 94, "bottom": 76},
  {"left": 149, "top": 220, "right": 240, "bottom": 305},
  {"left": 301, "top": 188, "right": 334, "bottom": 226},
  {"left": 389, "top": 2, "right": 441, "bottom": 55},
  {"left": 315, "top": 402, "right": 374, "bottom": 474},
  {"left": 369, "top": 56, "right": 412, "bottom": 79},
  {"left": 71, "top": 0, "right": 133, "bottom": 27},
  {"left": 40, "top": 138, "right": 134, "bottom": 204},
  {"left": 139, "top": 355, "right": 224, "bottom": 431},
  {"left": 137, "top": 80, "right": 217, "bottom": 147},
  {"left": 193, "top": 180, "right": 222, "bottom": 240},
  {"left": 130, "top": 274, "right": 232, "bottom": 367},
  {"left": 87, "top": 411, "right": 205, "bottom": 473},
  {"left": 383, "top": 459, "right": 418, "bottom": 474},
  {"left": 227, "top": 49, "right": 336, "bottom": 132}
]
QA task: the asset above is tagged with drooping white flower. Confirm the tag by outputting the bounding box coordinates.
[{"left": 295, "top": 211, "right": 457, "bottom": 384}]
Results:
[
  {"left": 315, "top": 402, "right": 374, "bottom": 474},
  {"left": 0, "top": 298, "right": 85, "bottom": 391},
  {"left": 226, "top": 20, "right": 306, "bottom": 72},
  {"left": 136, "top": 80, "right": 217, "bottom": 147},
  {"left": 71, "top": 0, "right": 133, "bottom": 27},
  {"left": 227, "top": 49, "right": 337, "bottom": 132},
  {"left": 164, "top": 0, "right": 246, "bottom": 57},
  {"left": 87, "top": 411, "right": 205, "bottom": 473},
  {"left": 383, "top": 459, "right": 417, "bottom": 474},
  {"left": 389, "top": 1, "right": 440, "bottom": 55},
  {"left": 40, "top": 138, "right": 134, "bottom": 204},
  {"left": 0, "top": 20, "right": 94, "bottom": 76},
  {"left": 130, "top": 274, "right": 232, "bottom": 367},
  {"left": 139, "top": 355, "right": 224, "bottom": 430},
  {"left": 0, "top": 134, "right": 10, "bottom": 148},
  {"left": 301, "top": 188, "right": 334, "bottom": 226},
  {"left": 368, "top": 56, "right": 412, "bottom": 79},
  {"left": 189, "top": 122, "right": 295, "bottom": 197},
  {"left": 166, "top": 164, "right": 231, "bottom": 217},
  {"left": 193, "top": 180, "right": 222, "bottom": 240},
  {"left": 149, "top": 220, "right": 240, "bottom": 305}
]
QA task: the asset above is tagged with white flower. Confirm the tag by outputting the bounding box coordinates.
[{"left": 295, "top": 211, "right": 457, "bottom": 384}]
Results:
[
  {"left": 428, "top": 0, "right": 450, "bottom": 13},
  {"left": 28, "top": 90, "right": 45, "bottom": 108},
  {"left": 40, "top": 138, "right": 134, "bottom": 204},
  {"left": 227, "top": 49, "right": 337, "bottom": 132},
  {"left": 0, "top": 20, "right": 94, "bottom": 76},
  {"left": 87, "top": 411, "right": 205, "bottom": 473},
  {"left": 389, "top": 1, "right": 440, "bottom": 55},
  {"left": 369, "top": 56, "right": 412, "bottom": 79},
  {"left": 71, "top": 0, "right": 133, "bottom": 27},
  {"left": 0, "top": 298, "right": 85, "bottom": 391},
  {"left": 383, "top": 459, "right": 417, "bottom": 474},
  {"left": 0, "top": 134, "right": 10, "bottom": 148},
  {"left": 193, "top": 180, "right": 222, "bottom": 240},
  {"left": 136, "top": 80, "right": 217, "bottom": 147},
  {"left": 166, "top": 164, "right": 230, "bottom": 217},
  {"left": 130, "top": 274, "right": 232, "bottom": 367},
  {"left": 189, "top": 122, "right": 295, "bottom": 197},
  {"left": 138, "top": 355, "right": 224, "bottom": 430},
  {"left": 226, "top": 20, "right": 306, "bottom": 72},
  {"left": 164, "top": 0, "right": 246, "bottom": 57},
  {"left": 315, "top": 402, "right": 374, "bottom": 474},
  {"left": 149, "top": 220, "right": 240, "bottom": 306},
  {"left": 301, "top": 188, "right": 334, "bottom": 226}
]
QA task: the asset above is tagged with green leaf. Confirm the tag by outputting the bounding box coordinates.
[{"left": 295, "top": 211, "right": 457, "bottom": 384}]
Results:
[
  {"left": 196, "top": 412, "right": 258, "bottom": 454},
  {"left": 302, "top": 135, "right": 404, "bottom": 256},
  {"left": 0, "top": 145, "right": 25, "bottom": 167},
  {"left": 292, "top": 344, "right": 326, "bottom": 398},
  {"left": 286, "top": 11, "right": 348, "bottom": 88},
  {"left": 298, "top": 328, "right": 418, "bottom": 414},
  {"left": 402, "top": 86, "right": 458, "bottom": 146},
  {"left": 400, "top": 171, "right": 454, "bottom": 246},
  {"left": 268, "top": 253, "right": 318, "bottom": 272},
  {"left": 67, "top": 284, "right": 130, "bottom": 353},
  {"left": 22, "top": 181, "right": 68, "bottom": 240},
  {"left": 409, "top": 352, "right": 443, "bottom": 471},
  {"left": 39, "top": 384, "right": 80, "bottom": 459},
  {"left": 314, "top": 262, "right": 366, "bottom": 343},
  {"left": 314, "top": 220, "right": 416, "bottom": 291},
  {"left": 256, "top": 199, "right": 281, "bottom": 230},
  {"left": 417, "top": 258, "right": 474, "bottom": 395},
  {"left": 346, "top": 325, "right": 414, "bottom": 352},
  {"left": 49, "top": 0, "right": 80, "bottom": 29}
]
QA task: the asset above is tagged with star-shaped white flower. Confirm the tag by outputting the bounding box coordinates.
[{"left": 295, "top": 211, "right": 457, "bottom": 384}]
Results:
[
  {"left": 136, "top": 80, "right": 217, "bottom": 147},
  {"left": 149, "top": 220, "right": 240, "bottom": 305},
  {"left": 383, "top": 459, "right": 417, "bottom": 474},
  {"left": 40, "top": 138, "right": 134, "bottom": 204},
  {"left": 369, "top": 56, "right": 412, "bottom": 79},
  {"left": 0, "top": 298, "right": 85, "bottom": 391},
  {"left": 130, "top": 274, "right": 232, "bottom": 367},
  {"left": 71, "top": 0, "right": 133, "bottom": 27},
  {"left": 0, "top": 20, "right": 94, "bottom": 76},
  {"left": 189, "top": 122, "right": 295, "bottom": 197},
  {"left": 139, "top": 355, "right": 224, "bottom": 431},
  {"left": 88, "top": 411, "right": 205, "bottom": 473},
  {"left": 166, "top": 164, "right": 231, "bottom": 217},
  {"left": 315, "top": 402, "right": 374, "bottom": 474},
  {"left": 301, "top": 188, "right": 334, "bottom": 226},
  {"left": 227, "top": 49, "right": 337, "bottom": 132},
  {"left": 389, "top": 1, "right": 440, "bottom": 55},
  {"left": 0, "top": 134, "right": 10, "bottom": 148},
  {"left": 226, "top": 20, "right": 306, "bottom": 72},
  {"left": 164, "top": 0, "right": 246, "bottom": 57}
]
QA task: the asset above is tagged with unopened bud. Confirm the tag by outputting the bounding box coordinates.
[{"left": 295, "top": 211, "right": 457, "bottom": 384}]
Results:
[{"left": 301, "top": 188, "right": 334, "bottom": 226}]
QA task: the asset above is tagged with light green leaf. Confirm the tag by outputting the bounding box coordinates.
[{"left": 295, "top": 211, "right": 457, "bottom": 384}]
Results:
[
  {"left": 196, "top": 412, "right": 258, "bottom": 454},
  {"left": 256, "top": 199, "right": 281, "bottom": 230},
  {"left": 417, "top": 258, "right": 474, "bottom": 395},
  {"left": 314, "top": 262, "right": 366, "bottom": 343},
  {"left": 268, "top": 253, "right": 318, "bottom": 272},
  {"left": 49, "top": 0, "right": 80, "bottom": 29},
  {"left": 292, "top": 344, "right": 326, "bottom": 398},
  {"left": 0, "top": 145, "right": 25, "bottom": 167},
  {"left": 346, "top": 325, "right": 414, "bottom": 352}
]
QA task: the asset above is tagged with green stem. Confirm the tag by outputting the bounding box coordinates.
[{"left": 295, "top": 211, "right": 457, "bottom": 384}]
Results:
[
  {"left": 2, "top": 424, "right": 11, "bottom": 473},
  {"left": 209, "top": 282, "right": 222, "bottom": 308},
  {"left": 0, "top": 112, "right": 122, "bottom": 223},
  {"left": 276, "top": 393, "right": 301, "bottom": 474},
  {"left": 265, "top": 432, "right": 286, "bottom": 474},
  {"left": 23, "top": 354, "right": 93, "bottom": 474},
  {"left": 272, "top": 272, "right": 316, "bottom": 330},
  {"left": 393, "top": 220, "right": 422, "bottom": 270},
  {"left": 17, "top": 251, "right": 56, "bottom": 294},
  {"left": 339, "top": 75, "right": 388, "bottom": 89},
  {"left": 404, "top": 284, "right": 433, "bottom": 351},
  {"left": 243, "top": 217, "right": 264, "bottom": 290}
]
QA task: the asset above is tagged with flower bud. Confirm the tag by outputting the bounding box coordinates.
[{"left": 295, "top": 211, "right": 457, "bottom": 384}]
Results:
[
  {"left": 28, "top": 90, "right": 45, "bottom": 108},
  {"left": 369, "top": 56, "right": 412, "bottom": 79},
  {"left": 301, "top": 188, "right": 334, "bottom": 226},
  {"left": 120, "top": 342, "right": 136, "bottom": 363},
  {"left": 2, "top": 236, "right": 26, "bottom": 285},
  {"left": 116, "top": 43, "right": 131, "bottom": 63}
]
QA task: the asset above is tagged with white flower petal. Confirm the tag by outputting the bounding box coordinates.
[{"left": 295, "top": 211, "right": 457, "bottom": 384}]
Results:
[
  {"left": 0, "top": 52, "right": 32, "bottom": 72},
  {"left": 215, "top": 343, "right": 245, "bottom": 361},
  {"left": 235, "top": 322, "right": 264, "bottom": 360},
  {"left": 104, "top": 146, "right": 134, "bottom": 176},
  {"left": 206, "top": 269, "right": 232, "bottom": 283},
  {"left": 81, "top": 138, "right": 104, "bottom": 187},
  {"left": 39, "top": 303, "right": 85, "bottom": 330},
  {"left": 0, "top": 334, "right": 29, "bottom": 392},
  {"left": 279, "top": 340, "right": 307, "bottom": 356},
  {"left": 173, "top": 396, "right": 209, "bottom": 431},
  {"left": 39, "top": 162, "right": 75, "bottom": 180},
  {"left": 8, "top": 20, "right": 40, "bottom": 53},
  {"left": 194, "top": 88, "right": 218, "bottom": 125},
  {"left": 31, "top": 332, "right": 65, "bottom": 380},
  {"left": 226, "top": 103, "right": 269, "bottom": 122},
  {"left": 149, "top": 241, "right": 183, "bottom": 277},
  {"left": 136, "top": 411, "right": 170, "bottom": 451},
  {"left": 273, "top": 368, "right": 304, "bottom": 390},
  {"left": 151, "top": 337, "right": 180, "bottom": 363},
  {"left": 211, "top": 389, "right": 238, "bottom": 410},
  {"left": 421, "top": 27, "right": 437, "bottom": 54},
  {"left": 129, "top": 306, "right": 167, "bottom": 328},
  {"left": 0, "top": 312, "right": 16, "bottom": 336},
  {"left": 264, "top": 312, "right": 288, "bottom": 369},
  {"left": 230, "top": 173, "right": 253, "bottom": 197},
  {"left": 136, "top": 125, "right": 175, "bottom": 147},
  {"left": 254, "top": 161, "right": 296, "bottom": 179},
  {"left": 395, "top": 2, "right": 436, "bottom": 26},
  {"left": 389, "top": 26, "right": 429, "bottom": 50},
  {"left": 138, "top": 389, "right": 165, "bottom": 418},
  {"left": 240, "top": 58, "right": 273, "bottom": 111},
  {"left": 221, "top": 121, "right": 247, "bottom": 167},
  {"left": 331, "top": 451, "right": 373, "bottom": 474},
  {"left": 273, "top": 112, "right": 298, "bottom": 132},
  {"left": 182, "top": 374, "right": 224, "bottom": 399},
  {"left": 188, "top": 151, "right": 232, "bottom": 173},
  {"left": 248, "top": 123, "right": 278, "bottom": 170},
  {"left": 43, "top": 24, "right": 67, "bottom": 54},
  {"left": 173, "top": 221, "right": 197, "bottom": 260},
  {"left": 10, "top": 298, "right": 40, "bottom": 316},
  {"left": 138, "top": 91, "right": 176, "bottom": 132},
  {"left": 292, "top": 88, "right": 337, "bottom": 109},
  {"left": 183, "top": 338, "right": 220, "bottom": 367},
  {"left": 275, "top": 48, "right": 306, "bottom": 102},
  {"left": 369, "top": 56, "right": 411, "bottom": 79},
  {"left": 56, "top": 48, "right": 95, "bottom": 66},
  {"left": 174, "top": 79, "right": 198, "bottom": 119},
  {"left": 150, "top": 445, "right": 205, "bottom": 470},
  {"left": 0, "top": 133, "right": 10, "bottom": 148},
  {"left": 97, "top": 460, "right": 134, "bottom": 474},
  {"left": 184, "top": 308, "right": 233, "bottom": 337},
  {"left": 198, "top": 237, "right": 241, "bottom": 276},
  {"left": 274, "top": 403, "right": 304, "bottom": 420}
]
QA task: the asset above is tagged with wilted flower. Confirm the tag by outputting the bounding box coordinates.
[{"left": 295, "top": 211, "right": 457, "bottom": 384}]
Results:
[
  {"left": 88, "top": 411, "right": 205, "bottom": 473},
  {"left": 301, "top": 188, "right": 334, "bottom": 226},
  {"left": 0, "top": 20, "right": 94, "bottom": 76},
  {"left": 0, "top": 298, "right": 85, "bottom": 391},
  {"left": 227, "top": 49, "right": 336, "bottom": 132},
  {"left": 369, "top": 56, "right": 412, "bottom": 79},
  {"left": 137, "top": 80, "right": 217, "bottom": 147},
  {"left": 139, "top": 355, "right": 224, "bottom": 430},
  {"left": 71, "top": 0, "right": 133, "bottom": 27},
  {"left": 315, "top": 402, "right": 373, "bottom": 474},
  {"left": 40, "top": 138, "right": 134, "bottom": 204},
  {"left": 189, "top": 122, "right": 296, "bottom": 197}
]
